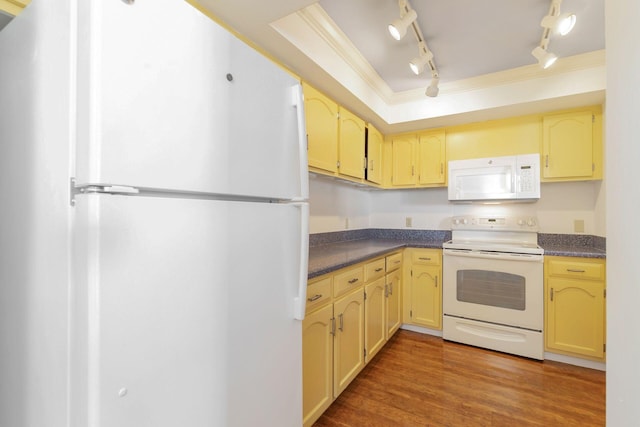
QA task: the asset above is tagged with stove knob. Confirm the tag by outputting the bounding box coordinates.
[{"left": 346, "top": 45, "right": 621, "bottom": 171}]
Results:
[
  {"left": 527, "top": 218, "right": 536, "bottom": 227},
  {"left": 461, "top": 218, "right": 468, "bottom": 225},
  {"left": 517, "top": 219, "right": 525, "bottom": 226},
  {"left": 452, "top": 218, "right": 459, "bottom": 225}
]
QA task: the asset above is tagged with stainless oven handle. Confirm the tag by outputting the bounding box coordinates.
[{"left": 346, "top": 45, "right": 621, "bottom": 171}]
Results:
[{"left": 443, "top": 248, "right": 543, "bottom": 262}]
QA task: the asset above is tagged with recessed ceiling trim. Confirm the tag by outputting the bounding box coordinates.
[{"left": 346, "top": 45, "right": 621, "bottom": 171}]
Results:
[{"left": 291, "top": 4, "right": 394, "bottom": 101}]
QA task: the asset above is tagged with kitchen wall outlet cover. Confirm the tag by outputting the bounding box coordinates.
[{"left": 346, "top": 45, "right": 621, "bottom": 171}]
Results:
[
  {"left": 574, "top": 219, "right": 585, "bottom": 233},
  {"left": 345, "top": 217, "right": 349, "bottom": 229},
  {"left": 405, "top": 217, "right": 412, "bottom": 228}
]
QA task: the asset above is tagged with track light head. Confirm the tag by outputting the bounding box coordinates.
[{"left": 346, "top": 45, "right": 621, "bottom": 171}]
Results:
[
  {"left": 541, "top": 12, "right": 576, "bottom": 36},
  {"left": 531, "top": 46, "right": 557, "bottom": 69},
  {"left": 409, "top": 49, "right": 433, "bottom": 75},
  {"left": 425, "top": 77, "right": 439, "bottom": 97},
  {"left": 388, "top": 9, "right": 417, "bottom": 41}
]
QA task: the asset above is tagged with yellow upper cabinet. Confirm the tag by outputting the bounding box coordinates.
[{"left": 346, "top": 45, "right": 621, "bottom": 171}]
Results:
[
  {"left": 338, "top": 107, "right": 365, "bottom": 180},
  {"left": 303, "top": 83, "right": 338, "bottom": 174},
  {"left": 366, "top": 124, "right": 383, "bottom": 185},
  {"left": 0, "top": 0, "right": 30, "bottom": 17},
  {"left": 417, "top": 130, "right": 446, "bottom": 185},
  {"left": 542, "top": 109, "right": 602, "bottom": 181},
  {"left": 391, "top": 135, "right": 417, "bottom": 186}
]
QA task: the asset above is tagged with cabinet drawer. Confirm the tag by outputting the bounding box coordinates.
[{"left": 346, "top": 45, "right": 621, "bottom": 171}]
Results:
[
  {"left": 411, "top": 249, "right": 441, "bottom": 265},
  {"left": 386, "top": 252, "right": 402, "bottom": 272},
  {"left": 306, "top": 276, "right": 332, "bottom": 313},
  {"left": 364, "top": 258, "right": 386, "bottom": 282},
  {"left": 334, "top": 266, "right": 364, "bottom": 298},
  {"left": 547, "top": 258, "right": 605, "bottom": 281}
]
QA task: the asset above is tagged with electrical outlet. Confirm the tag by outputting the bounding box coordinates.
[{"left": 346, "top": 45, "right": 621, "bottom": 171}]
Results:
[
  {"left": 405, "top": 217, "right": 412, "bottom": 228},
  {"left": 345, "top": 217, "right": 349, "bottom": 229},
  {"left": 574, "top": 219, "right": 585, "bottom": 233}
]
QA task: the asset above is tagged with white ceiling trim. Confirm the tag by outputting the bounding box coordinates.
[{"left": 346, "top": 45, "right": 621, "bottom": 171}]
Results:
[{"left": 271, "top": 3, "right": 605, "bottom": 132}]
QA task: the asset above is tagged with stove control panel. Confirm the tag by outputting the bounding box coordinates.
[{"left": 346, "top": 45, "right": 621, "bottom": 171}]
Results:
[{"left": 450, "top": 215, "right": 539, "bottom": 231}]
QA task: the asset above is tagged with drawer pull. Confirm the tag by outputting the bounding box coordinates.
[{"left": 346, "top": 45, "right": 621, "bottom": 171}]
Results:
[
  {"left": 375, "top": 267, "right": 384, "bottom": 272},
  {"left": 307, "top": 294, "right": 322, "bottom": 302},
  {"left": 567, "top": 269, "right": 586, "bottom": 273},
  {"left": 394, "top": 260, "right": 400, "bottom": 264},
  {"left": 348, "top": 278, "right": 359, "bottom": 284},
  {"left": 419, "top": 257, "right": 431, "bottom": 261}
]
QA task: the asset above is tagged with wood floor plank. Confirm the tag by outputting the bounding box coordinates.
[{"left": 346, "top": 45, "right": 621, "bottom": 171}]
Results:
[{"left": 313, "top": 330, "right": 605, "bottom": 427}]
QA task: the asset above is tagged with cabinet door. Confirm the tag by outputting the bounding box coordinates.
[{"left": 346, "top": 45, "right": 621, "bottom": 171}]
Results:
[
  {"left": 392, "top": 136, "right": 416, "bottom": 186},
  {"left": 417, "top": 130, "right": 446, "bottom": 185},
  {"left": 302, "top": 304, "right": 334, "bottom": 427},
  {"left": 546, "top": 277, "right": 605, "bottom": 359},
  {"left": 303, "top": 84, "right": 338, "bottom": 173},
  {"left": 385, "top": 270, "right": 402, "bottom": 339},
  {"left": 364, "top": 278, "right": 386, "bottom": 362},
  {"left": 333, "top": 288, "right": 365, "bottom": 397},
  {"left": 338, "top": 107, "right": 365, "bottom": 179},
  {"left": 366, "top": 125, "right": 384, "bottom": 184},
  {"left": 542, "top": 111, "right": 594, "bottom": 179},
  {"left": 409, "top": 264, "right": 441, "bottom": 329}
]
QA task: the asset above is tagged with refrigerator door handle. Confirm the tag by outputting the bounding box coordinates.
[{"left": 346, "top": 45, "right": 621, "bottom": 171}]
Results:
[
  {"left": 292, "top": 201, "right": 309, "bottom": 320},
  {"left": 292, "top": 83, "right": 309, "bottom": 201}
]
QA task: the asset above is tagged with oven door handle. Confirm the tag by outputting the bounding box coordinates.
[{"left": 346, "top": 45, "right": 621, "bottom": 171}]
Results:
[{"left": 443, "top": 248, "right": 543, "bottom": 262}]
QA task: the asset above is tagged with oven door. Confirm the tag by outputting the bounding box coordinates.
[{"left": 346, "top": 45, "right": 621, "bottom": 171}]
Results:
[{"left": 443, "top": 248, "right": 543, "bottom": 331}]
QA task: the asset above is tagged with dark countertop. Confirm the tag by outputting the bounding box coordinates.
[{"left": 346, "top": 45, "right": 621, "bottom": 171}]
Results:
[
  {"left": 308, "top": 236, "right": 447, "bottom": 279},
  {"left": 308, "top": 230, "right": 606, "bottom": 279}
]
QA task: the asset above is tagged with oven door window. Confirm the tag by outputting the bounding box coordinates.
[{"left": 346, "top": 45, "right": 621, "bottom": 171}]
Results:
[{"left": 456, "top": 269, "right": 525, "bottom": 311}]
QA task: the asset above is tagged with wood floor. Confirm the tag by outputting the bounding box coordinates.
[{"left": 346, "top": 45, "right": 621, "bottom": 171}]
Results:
[{"left": 314, "top": 330, "right": 605, "bottom": 427}]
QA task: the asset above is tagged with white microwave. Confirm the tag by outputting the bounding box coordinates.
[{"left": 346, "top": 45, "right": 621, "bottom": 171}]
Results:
[{"left": 448, "top": 154, "right": 540, "bottom": 202}]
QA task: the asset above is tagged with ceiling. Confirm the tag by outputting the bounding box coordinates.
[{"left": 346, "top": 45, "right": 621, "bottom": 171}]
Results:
[{"left": 193, "top": 0, "right": 605, "bottom": 134}]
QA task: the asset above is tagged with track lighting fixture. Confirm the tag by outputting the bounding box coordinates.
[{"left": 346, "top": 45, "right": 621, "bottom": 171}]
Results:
[
  {"left": 389, "top": 0, "right": 441, "bottom": 97},
  {"left": 532, "top": 0, "right": 576, "bottom": 69},
  {"left": 531, "top": 46, "right": 557, "bottom": 69},
  {"left": 388, "top": 9, "right": 417, "bottom": 41},
  {"left": 541, "top": 12, "right": 576, "bottom": 36},
  {"left": 425, "top": 77, "right": 439, "bottom": 97},
  {"left": 409, "top": 42, "right": 433, "bottom": 75}
]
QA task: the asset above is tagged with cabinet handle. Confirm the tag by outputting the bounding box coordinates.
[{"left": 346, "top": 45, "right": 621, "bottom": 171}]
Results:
[
  {"left": 389, "top": 282, "right": 393, "bottom": 295},
  {"left": 307, "top": 294, "right": 322, "bottom": 302},
  {"left": 419, "top": 257, "right": 431, "bottom": 261},
  {"left": 435, "top": 275, "right": 438, "bottom": 288},
  {"left": 440, "top": 163, "right": 443, "bottom": 174},
  {"left": 348, "top": 278, "right": 359, "bottom": 284},
  {"left": 330, "top": 317, "right": 336, "bottom": 336},
  {"left": 412, "top": 166, "right": 415, "bottom": 176},
  {"left": 545, "top": 155, "right": 549, "bottom": 168},
  {"left": 338, "top": 313, "right": 344, "bottom": 331},
  {"left": 370, "top": 159, "right": 374, "bottom": 172},
  {"left": 384, "top": 284, "right": 389, "bottom": 298},
  {"left": 550, "top": 288, "right": 554, "bottom": 301},
  {"left": 567, "top": 269, "right": 586, "bottom": 273},
  {"left": 394, "top": 260, "right": 400, "bottom": 265},
  {"left": 375, "top": 267, "right": 383, "bottom": 272}
]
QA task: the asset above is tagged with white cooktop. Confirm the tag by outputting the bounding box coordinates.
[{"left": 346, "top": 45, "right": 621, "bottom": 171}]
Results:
[{"left": 444, "top": 215, "right": 544, "bottom": 255}]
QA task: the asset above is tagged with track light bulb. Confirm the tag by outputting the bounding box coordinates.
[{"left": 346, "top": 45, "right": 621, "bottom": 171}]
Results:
[
  {"left": 531, "top": 46, "right": 557, "bottom": 69},
  {"left": 388, "top": 9, "right": 417, "bottom": 41}
]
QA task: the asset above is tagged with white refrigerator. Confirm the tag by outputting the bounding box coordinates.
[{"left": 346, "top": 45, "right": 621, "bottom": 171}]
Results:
[{"left": 0, "top": 1, "right": 308, "bottom": 426}]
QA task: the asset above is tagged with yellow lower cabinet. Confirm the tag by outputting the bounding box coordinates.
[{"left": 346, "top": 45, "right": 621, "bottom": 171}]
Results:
[
  {"left": 545, "top": 256, "right": 606, "bottom": 360},
  {"left": 333, "top": 287, "right": 365, "bottom": 397},
  {"left": 385, "top": 267, "right": 402, "bottom": 338},
  {"left": 302, "top": 303, "right": 334, "bottom": 427},
  {"left": 404, "top": 249, "right": 442, "bottom": 330},
  {"left": 364, "top": 277, "right": 386, "bottom": 362}
]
